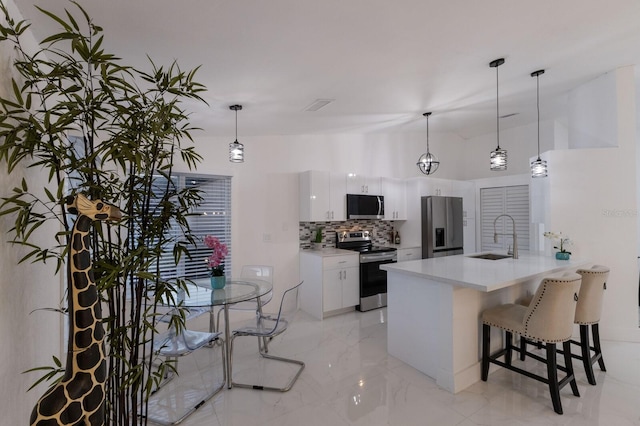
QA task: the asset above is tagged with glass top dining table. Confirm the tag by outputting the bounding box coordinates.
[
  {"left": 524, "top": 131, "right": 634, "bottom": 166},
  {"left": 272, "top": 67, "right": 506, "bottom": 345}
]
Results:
[
  {"left": 182, "top": 277, "right": 273, "bottom": 307},
  {"left": 179, "top": 277, "right": 273, "bottom": 388}
]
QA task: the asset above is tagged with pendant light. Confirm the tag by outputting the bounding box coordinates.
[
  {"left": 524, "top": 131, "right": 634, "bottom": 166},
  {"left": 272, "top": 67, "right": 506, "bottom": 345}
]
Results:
[
  {"left": 417, "top": 112, "right": 440, "bottom": 175},
  {"left": 489, "top": 58, "right": 507, "bottom": 171},
  {"left": 530, "top": 70, "right": 548, "bottom": 178},
  {"left": 228, "top": 104, "right": 244, "bottom": 163}
]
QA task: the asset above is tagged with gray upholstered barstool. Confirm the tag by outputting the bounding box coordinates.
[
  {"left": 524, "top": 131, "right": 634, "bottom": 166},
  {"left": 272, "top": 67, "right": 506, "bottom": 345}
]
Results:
[
  {"left": 573, "top": 265, "right": 609, "bottom": 384},
  {"left": 520, "top": 265, "right": 609, "bottom": 385},
  {"left": 481, "top": 272, "right": 582, "bottom": 415}
]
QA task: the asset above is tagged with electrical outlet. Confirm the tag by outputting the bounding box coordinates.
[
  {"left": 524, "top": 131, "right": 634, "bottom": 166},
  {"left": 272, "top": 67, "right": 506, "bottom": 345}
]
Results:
[{"left": 263, "top": 233, "right": 272, "bottom": 242}]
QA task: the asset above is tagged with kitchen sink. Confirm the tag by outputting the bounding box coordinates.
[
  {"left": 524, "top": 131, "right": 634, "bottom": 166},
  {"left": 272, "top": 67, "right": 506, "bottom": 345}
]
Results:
[{"left": 468, "top": 253, "right": 512, "bottom": 260}]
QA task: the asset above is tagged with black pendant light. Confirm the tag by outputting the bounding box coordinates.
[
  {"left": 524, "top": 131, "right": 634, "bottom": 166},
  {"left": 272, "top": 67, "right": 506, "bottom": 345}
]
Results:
[
  {"left": 228, "top": 104, "right": 244, "bottom": 163},
  {"left": 530, "top": 70, "right": 548, "bottom": 178},
  {"left": 489, "top": 58, "right": 507, "bottom": 171},
  {"left": 417, "top": 112, "right": 440, "bottom": 175}
]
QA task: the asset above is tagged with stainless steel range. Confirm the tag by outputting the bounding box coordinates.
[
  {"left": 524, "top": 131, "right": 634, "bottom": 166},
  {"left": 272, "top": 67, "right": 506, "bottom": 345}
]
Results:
[{"left": 335, "top": 230, "right": 397, "bottom": 312}]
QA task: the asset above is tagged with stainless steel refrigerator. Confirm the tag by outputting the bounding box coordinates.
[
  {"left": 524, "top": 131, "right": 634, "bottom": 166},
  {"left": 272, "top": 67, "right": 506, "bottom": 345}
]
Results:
[{"left": 422, "top": 196, "right": 464, "bottom": 258}]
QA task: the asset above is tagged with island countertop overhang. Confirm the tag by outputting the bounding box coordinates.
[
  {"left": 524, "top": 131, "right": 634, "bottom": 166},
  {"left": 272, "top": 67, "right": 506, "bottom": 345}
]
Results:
[{"left": 381, "top": 252, "right": 589, "bottom": 292}]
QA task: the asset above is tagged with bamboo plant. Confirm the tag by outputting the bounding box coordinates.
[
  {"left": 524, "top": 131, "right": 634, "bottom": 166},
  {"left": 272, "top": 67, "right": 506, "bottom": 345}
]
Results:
[{"left": 0, "top": 1, "right": 207, "bottom": 424}]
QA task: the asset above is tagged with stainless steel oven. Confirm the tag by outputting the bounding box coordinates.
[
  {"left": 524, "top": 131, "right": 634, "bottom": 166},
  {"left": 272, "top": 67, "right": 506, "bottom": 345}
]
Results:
[
  {"left": 335, "top": 230, "right": 397, "bottom": 312},
  {"left": 359, "top": 250, "right": 397, "bottom": 311}
]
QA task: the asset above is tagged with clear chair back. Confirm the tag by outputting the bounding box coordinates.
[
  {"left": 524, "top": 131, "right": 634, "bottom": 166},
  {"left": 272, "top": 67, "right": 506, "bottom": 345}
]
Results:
[
  {"left": 241, "top": 265, "right": 273, "bottom": 284},
  {"left": 237, "top": 265, "right": 274, "bottom": 308}
]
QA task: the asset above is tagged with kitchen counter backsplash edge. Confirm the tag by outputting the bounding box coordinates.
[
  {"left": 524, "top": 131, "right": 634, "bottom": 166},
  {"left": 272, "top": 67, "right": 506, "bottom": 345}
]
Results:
[{"left": 299, "top": 219, "right": 398, "bottom": 250}]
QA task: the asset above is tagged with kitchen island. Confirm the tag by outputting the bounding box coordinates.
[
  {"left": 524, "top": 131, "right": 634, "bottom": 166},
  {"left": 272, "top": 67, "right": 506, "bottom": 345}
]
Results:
[{"left": 381, "top": 252, "right": 588, "bottom": 393}]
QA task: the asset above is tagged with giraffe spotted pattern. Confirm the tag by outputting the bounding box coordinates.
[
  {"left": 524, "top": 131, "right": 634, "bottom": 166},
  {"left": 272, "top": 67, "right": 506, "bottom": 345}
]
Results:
[{"left": 30, "top": 194, "right": 121, "bottom": 426}]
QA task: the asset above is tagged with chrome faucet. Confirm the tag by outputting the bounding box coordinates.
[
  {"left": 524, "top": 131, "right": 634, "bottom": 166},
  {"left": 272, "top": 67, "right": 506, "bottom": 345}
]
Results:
[{"left": 493, "top": 214, "right": 518, "bottom": 259}]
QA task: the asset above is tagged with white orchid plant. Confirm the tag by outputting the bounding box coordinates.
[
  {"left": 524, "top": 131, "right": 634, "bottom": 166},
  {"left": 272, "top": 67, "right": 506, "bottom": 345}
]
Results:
[{"left": 543, "top": 231, "right": 572, "bottom": 254}]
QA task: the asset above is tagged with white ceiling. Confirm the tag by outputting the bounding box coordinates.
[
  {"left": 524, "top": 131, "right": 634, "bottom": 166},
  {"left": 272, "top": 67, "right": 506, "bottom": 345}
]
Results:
[{"left": 11, "top": 0, "right": 640, "bottom": 139}]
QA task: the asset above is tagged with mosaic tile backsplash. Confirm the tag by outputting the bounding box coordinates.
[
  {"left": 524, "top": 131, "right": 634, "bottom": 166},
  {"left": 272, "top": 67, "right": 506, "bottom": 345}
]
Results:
[{"left": 299, "top": 220, "right": 398, "bottom": 249}]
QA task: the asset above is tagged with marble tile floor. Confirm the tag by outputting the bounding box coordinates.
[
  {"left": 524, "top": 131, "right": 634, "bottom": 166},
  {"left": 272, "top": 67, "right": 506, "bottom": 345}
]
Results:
[{"left": 145, "top": 308, "right": 640, "bottom": 426}]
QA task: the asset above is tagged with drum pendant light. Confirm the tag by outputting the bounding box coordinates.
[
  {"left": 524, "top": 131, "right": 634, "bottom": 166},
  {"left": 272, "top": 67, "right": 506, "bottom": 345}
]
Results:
[
  {"left": 489, "top": 58, "right": 507, "bottom": 171},
  {"left": 416, "top": 112, "right": 440, "bottom": 175},
  {"left": 228, "top": 105, "right": 244, "bottom": 163},
  {"left": 530, "top": 70, "right": 548, "bottom": 178}
]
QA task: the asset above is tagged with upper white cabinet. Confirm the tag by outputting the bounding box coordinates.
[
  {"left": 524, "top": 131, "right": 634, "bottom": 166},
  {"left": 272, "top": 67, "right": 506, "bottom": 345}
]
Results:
[
  {"left": 299, "top": 170, "right": 346, "bottom": 222},
  {"left": 416, "top": 177, "right": 453, "bottom": 198},
  {"left": 382, "top": 177, "right": 407, "bottom": 220},
  {"left": 450, "top": 180, "right": 476, "bottom": 219},
  {"left": 346, "top": 174, "right": 381, "bottom": 195}
]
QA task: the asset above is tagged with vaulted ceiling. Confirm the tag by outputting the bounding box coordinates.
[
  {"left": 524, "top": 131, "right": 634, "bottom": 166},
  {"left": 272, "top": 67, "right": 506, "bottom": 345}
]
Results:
[{"left": 11, "top": 0, "right": 640, "bottom": 139}]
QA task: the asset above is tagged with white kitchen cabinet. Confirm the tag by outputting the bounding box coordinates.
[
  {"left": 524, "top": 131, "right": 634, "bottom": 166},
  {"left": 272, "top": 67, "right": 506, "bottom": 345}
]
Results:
[
  {"left": 397, "top": 247, "right": 421, "bottom": 261},
  {"left": 299, "top": 170, "right": 346, "bottom": 221},
  {"left": 382, "top": 177, "right": 407, "bottom": 220},
  {"left": 416, "top": 177, "right": 452, "bottom": 197},
  {"left": 463, "top": 217, "right": 476, "bottom": 254},
  {"left": 346, "top": 174, "right": 381, "bottom": 195},
  {"left": 451, "top": 180, "right": 476, "bottom": 219},
  {"left": 299, "top": 251, "right": 359, "bottom": 319}
]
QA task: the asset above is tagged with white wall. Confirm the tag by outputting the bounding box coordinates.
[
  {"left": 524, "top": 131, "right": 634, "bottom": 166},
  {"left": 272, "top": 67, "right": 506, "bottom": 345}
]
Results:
[
  {"left": 0, "top": 3, "right": 63, "bottom": 424},
  {"left": 568, "top": 70, "right": 619, "bottom": 148},
  {"left": 458, "top": 120, "right": 556, "bottom": 180},
  {"left": 548, "top": 66, "right": 638, "bottom": 341}
]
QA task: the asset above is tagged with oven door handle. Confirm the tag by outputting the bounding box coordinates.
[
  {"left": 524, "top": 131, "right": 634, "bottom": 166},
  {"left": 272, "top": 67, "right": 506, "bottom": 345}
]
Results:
[{"left": 360, "top": 252, "right": 397, "bottom": 263}]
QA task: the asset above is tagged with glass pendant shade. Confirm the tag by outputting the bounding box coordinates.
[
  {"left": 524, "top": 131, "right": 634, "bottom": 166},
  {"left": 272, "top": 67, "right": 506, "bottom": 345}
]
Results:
[
  {"left": 530, "top": 69, "right": 547, "bottom": 178},
  {"left": 489, "top": 58, "right": 506, "bottom": 171},
  {"left": 417, "top": 111, "right": 439, "bottom": 175},
  {"left": 229, "top": 140, "right": 244, "bottom": 162},
  {"left": 228, "top": 104, "right": 244, "bottom": 163},
  {"left": 531, "top": 157, "right": 547, "bottom": 177},
  {"left": 490, "top": 148, "right": 507, "bottom": 171}
]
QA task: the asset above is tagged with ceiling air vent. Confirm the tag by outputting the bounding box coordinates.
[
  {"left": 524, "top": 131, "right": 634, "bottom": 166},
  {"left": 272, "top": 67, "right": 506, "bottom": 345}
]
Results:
[{"left": 304, "top": 99, "right": 334, "bottom": 112}]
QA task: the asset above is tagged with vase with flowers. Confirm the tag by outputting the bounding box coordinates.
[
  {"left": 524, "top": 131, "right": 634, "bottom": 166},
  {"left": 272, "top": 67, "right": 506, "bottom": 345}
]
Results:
[
  {"left": 204, "top": 235, "right": 228, "bottom": 288},
  {"left": 544, "top": 231, "right": 572, "bottom": 260}
]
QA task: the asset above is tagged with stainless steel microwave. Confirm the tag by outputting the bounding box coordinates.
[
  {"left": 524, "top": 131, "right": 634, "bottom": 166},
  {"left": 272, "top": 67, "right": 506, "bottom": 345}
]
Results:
[{"left": 346, "top": 194, "right": 384, "bottom": 219}]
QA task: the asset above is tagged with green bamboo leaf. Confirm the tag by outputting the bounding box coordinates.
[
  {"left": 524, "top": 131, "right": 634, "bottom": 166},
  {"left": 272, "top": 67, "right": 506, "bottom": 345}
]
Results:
[
  {"left": 34, "top": 6, "right": 73, "bottom": 32},
  {"left": 39, "top": 32, "right": 77, "bottom": 44}
]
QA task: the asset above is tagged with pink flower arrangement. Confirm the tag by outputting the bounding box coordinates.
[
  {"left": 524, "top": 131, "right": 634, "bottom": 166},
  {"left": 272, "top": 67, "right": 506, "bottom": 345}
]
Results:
[{"left": 204, "top": 235, "right": 228, "bottom": 276}]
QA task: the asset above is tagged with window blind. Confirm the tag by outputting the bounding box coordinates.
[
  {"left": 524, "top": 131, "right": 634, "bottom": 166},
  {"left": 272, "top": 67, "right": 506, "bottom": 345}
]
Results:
[
  {"left": 152, "top": 173, "right": 233, "bottom": 281},
  {"left": 480, "top": 185, "right": 529, "bottom": 252}
]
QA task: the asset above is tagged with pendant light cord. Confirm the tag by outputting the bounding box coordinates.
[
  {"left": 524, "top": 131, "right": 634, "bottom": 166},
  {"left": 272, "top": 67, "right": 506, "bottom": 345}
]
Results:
[
  {"left": 235, "top": 108, "right": 238, "bottom": 142},
  {"left": 536, "top": 73, "right": 540, "bottom": 159},
  {"left": 495, "top": 64, "right": 500, "bottom": 149},
  {"left": 426, "top": 114, "right": 430, "bottom": 152}
]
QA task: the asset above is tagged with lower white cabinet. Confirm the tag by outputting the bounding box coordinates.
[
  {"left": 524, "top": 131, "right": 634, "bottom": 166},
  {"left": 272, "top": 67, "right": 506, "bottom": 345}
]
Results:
[
  {"left": 300, "top": 252, "right": 360, "bottom": 319},
  {"left": 397, "top": 247, "right": 422, "bottom": 261}
]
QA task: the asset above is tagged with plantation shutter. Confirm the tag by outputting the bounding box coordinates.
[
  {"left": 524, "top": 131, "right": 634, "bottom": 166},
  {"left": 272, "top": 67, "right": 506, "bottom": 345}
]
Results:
[
  {"left": 155, "top": 173, "right": 232, "bottom": 280},
  {"left": 480, "top": 185, "right": 529, "bottom": 252}
]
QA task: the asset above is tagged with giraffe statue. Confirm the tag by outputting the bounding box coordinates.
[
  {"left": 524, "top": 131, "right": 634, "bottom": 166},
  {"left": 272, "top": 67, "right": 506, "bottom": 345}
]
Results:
[{"left": 30, "top": 194, "right": 121, "bottom": 426}]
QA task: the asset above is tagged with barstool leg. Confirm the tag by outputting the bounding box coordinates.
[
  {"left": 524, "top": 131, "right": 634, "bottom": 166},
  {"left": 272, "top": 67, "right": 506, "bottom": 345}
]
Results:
[
  {"left": 481, "top": 324, "right": 490, "bottom": 381},
  {"left": 580, "top": 324, "right": 597, "bottom": 385},
  {"left": 563, "top": 340, "right": 580, "bottom": 397},
  {"left": 592, "top": 323, "right": 606, "bottom": 371},
  {"left": 505, "top": 331, "right": 513, "bottom": 366},
  {"left": 546, "top": 343, "right": 563, "bottom": 415},
  {"left": 520, "top": 336, "right": 527, "bottom": 361}
]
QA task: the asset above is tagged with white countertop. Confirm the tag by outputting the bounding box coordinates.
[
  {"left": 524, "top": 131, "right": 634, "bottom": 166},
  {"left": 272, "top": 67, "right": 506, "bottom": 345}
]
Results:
[
  {"left": 300, "top": 247, "right": 358, "bottom": 257},
  {"left": 381, "top": 252, "right": 589, "bottom": 292},
  {"left": 384, "top": 243, "right": 421, "bottom": 250}
]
